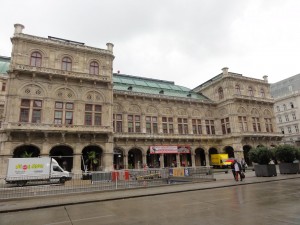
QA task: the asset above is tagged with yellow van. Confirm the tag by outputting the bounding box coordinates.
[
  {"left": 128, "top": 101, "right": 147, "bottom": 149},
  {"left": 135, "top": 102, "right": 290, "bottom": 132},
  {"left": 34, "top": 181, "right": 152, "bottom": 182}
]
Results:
[{"left": 210, "top": 154, "right": 232, "bottom": 168}]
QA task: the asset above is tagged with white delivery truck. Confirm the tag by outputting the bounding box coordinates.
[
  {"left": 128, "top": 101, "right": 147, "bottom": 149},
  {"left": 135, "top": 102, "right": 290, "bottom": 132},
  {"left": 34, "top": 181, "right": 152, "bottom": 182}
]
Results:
[{"left": 5, "top": 157, "right": 72, "bottom": 186}]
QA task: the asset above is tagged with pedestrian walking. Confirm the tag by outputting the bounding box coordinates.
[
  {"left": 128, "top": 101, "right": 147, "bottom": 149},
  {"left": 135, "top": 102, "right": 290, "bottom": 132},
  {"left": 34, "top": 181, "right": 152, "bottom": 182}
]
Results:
[
  {"left": 234, "top": 160, "right": 243, "bottom": 181},
  {"left": 241, "top": 158, "right": 247, "bottom": 172},
  {"left": 230, "top": 161, "right": 236, "bottom": 180}
]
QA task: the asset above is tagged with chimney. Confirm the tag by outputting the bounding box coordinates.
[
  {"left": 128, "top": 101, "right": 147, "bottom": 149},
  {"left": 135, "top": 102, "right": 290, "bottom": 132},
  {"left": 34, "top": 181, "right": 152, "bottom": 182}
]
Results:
[
  {"left": 106, "top": 43, "right": 114, "bottom": 53},
  {"left": 14, "top": 23, "right": 25, "bottom": 34},
  {"left": 263, "top": 75, "right": 268, "bottom": 83},
  {"left": 222, "top": 67, "right": 229, "bottom": 76}
]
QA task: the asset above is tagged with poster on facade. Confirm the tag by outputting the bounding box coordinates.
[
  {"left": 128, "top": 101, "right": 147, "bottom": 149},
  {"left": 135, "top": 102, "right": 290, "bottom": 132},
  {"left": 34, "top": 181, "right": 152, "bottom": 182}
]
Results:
[{"left": 149, "top": 145, "right": 190, "bottom": 154}]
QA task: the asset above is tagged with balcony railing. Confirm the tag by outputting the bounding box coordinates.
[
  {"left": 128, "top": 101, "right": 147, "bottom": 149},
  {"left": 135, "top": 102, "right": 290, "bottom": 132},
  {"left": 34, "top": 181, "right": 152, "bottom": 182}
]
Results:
[{"left": 1, "top": 122, "right": 113, "bottom": 133}]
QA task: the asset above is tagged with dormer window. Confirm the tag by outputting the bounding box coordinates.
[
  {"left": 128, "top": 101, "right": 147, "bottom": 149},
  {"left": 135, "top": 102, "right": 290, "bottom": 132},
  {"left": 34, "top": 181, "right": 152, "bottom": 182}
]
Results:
[
  {"left": 248, "top": 87, "right": 254, "bottom": 96},
  {"left": 128, "top": 86, "right": 132, "bottom": 91},
  {"left": 159, "top": 90, "right": 164, "bottom": 94},
  {"left": 235, "top": 85, "right": 241, "bottom": 95},
  {"left": 218, "top": 87, "right": 224, "bottom": 100},
  {"left": 260, "top": 88, "right": 265, "bottom": 97},
  {"left": 30, "top": 52, "right": 42, "bottom": 67},
  {"left": 62, "top": 57, "right": 72, "bottom": 71},
  {"left": 89, "top": 61, "right": 99, "bottom": 75}
]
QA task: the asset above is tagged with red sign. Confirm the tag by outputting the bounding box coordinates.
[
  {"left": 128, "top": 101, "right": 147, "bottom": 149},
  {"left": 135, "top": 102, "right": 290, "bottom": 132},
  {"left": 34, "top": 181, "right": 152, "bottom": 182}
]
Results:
[{"left": 150, "top": 146, "right": 190, "bottom": 154}]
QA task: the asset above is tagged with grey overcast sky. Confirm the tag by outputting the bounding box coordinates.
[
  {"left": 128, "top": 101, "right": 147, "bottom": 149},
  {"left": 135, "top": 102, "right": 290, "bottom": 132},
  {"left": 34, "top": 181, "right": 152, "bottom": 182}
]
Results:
[{"left": 1, "top": 0, "right": 300, "bottom": 88}]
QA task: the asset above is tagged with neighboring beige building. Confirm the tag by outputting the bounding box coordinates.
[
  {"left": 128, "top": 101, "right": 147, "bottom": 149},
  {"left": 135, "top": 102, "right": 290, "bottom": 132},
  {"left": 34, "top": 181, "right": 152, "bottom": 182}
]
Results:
[
  {"left": 0, "top": 24, "right": 282, "bottom": 176},
  {"left": 0, "top": 56, "right": 9, "bottom": 128},
  {"left": 271, "top": 74, "right": 300, "bottom": 146}
]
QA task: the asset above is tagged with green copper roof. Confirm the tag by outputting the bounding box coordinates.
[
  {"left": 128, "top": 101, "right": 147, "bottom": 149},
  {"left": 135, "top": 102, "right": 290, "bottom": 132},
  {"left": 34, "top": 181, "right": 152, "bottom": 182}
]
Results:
[
  {"left": 0, "top": 56, "right": 10, "bottom": 74},
  {"left": 113, "top": 74, "right": 211, "bottom": 101}
]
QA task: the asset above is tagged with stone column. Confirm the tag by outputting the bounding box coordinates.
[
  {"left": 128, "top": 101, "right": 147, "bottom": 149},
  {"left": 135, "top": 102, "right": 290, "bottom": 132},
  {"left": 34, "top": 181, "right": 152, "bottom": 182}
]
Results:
[
  {"left": 176, "top": 154, "right": 180, "bottom": 167},
  {"left": 205, "top": 151, "right": 210, "bottom": 167},
  {"left": 160, "top": 154, "right": 164, "bottom": 168},
  {"left": 123, "top": 113, "right": 128, "bottom": 133},
  {"left": 142, "top": 154, "right": 147, "bottom": 167},
  {"left": 188, "top": 117, "right": 193, "bottom": 134},
  {"left": 158, "top": 115, "right": 163, "bottom": 133},
  {"left": 72, "top": 154, "right": 82, "bottom": 173},
  {"left": 141, "top": 113, "right": 146, "bottom": 133},
  {"left": 191, "top": 153, "right": 196, "bottom": 167},
  {"left": 124, "top": 154, "right": 128, "bottom": 169}
]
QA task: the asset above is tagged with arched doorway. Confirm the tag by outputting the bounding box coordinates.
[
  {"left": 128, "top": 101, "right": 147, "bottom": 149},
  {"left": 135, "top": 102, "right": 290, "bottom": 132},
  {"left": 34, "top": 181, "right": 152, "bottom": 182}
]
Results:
[
  {"left": 195, "top": 148, "right": 206, "bottom": 166},
  {"left": 224, "top": 146, "right": 234, "bottom": 158},
  {"left": 243, "top": 145, "right": 252, "bottom": 166},
  {"left": 146, "top": 149, "right": 160, "bottom": 168},
  {"left": 113, "top": 148, "right": 124, "bottom": 170},
  {"left": 128, "top": 148, "right": 142, "bottom": 169},
  {"left": 82, "top": 146, "right": 103, "bottom": 171},
  {"left": 50, "top": 145, "right": 73, "bottom": 172},
  {"left": 13, "top": 145, "right": 40, "bottom": 158}
]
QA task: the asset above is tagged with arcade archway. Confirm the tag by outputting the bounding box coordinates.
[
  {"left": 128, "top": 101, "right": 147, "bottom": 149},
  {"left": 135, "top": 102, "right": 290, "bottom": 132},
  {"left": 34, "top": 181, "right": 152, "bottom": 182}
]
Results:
[
  {"left": 128, "top": 148, "right": 142, "bottom": 169},
  {"left": 224, "top": 146, "right": 234, "bottom": 158},
  {"left": 13, "top": 145, "right": 40, "bottom": 158},
  {"left": 50, "top": 145, "right": 73, "bottom": 172},
  {"left": 195, "top": 148, "right": 206, "bottom": 166},
  {"left": 82, "top": 146, "right": 103, "bottom": 171}
]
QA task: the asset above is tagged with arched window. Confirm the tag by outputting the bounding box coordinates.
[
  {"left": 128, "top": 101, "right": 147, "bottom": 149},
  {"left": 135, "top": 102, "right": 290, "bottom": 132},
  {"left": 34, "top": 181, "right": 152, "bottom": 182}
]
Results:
[
  {"left": 218, "top": 87, "right": 224, "bottom": 100},
  {"left": 283, "top": 104, "right": 287, "bottom": 110},
  {"left": 248, "top": 87, "right": 254, "bottom": 96},
  {"left": 235, "top": 85, "right": 241, "bottom": 95},
  {"left": 290, "top": 102, "right": 294, "bottom": 108},
  {"left": 30, "top": 52, "right": 42, "bottom": 67},
  {"left": 260, "top": 88, "right": 265, "bottom": 97},
  {"left": 89, "top": 61, "right": 99, "bottom": 75},
  {"left": 62, "top": 57, "right": 72, "bottom": 71}
]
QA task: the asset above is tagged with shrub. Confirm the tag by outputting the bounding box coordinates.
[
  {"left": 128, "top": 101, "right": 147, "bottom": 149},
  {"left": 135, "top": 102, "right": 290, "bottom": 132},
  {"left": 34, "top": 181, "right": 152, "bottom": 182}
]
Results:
[
  {"left": 274, "top": 145, "right": 299, "bottom": 163},
  {"left": 249, "top": 146, "right": 273, "bottom": 165}
]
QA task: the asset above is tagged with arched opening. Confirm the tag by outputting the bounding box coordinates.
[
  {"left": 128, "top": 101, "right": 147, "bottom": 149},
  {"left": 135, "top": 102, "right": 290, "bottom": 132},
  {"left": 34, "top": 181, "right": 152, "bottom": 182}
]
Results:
[
  {"left": 50, "top": 145, "right": 73, "bottom": 172},
  {"left": 224, "top": 146, "right": 234, "bottom": 158},
  {"left": 243, "top": 145, "right": 252, "bottom": 166},
  {"left": 13, "top": 145, "right": 40, "bottom": 158},
  {"left": 195, "top": 148, "right": 206, "bottom": 166},
  {"left": 128, "top": 148, "right": 142, "bottom": 169},
  {"left": 146, "top": 149, "right": 160, "bottom": 168},
  {"left": 113, "top": 148, "right": 124, "bottom": 170},
  {"left": 82, "top": 146, "right": 103, "bottom": 171}
]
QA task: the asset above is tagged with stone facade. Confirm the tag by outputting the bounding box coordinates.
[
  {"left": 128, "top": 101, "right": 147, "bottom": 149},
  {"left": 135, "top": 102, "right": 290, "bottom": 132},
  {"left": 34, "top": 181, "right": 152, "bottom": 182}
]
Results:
[
  {"left": 0, "top": 24, "right": 283, "bottom": 176},
  {"left": 271, "top": 74, "right": 300, "bottom": 146}
]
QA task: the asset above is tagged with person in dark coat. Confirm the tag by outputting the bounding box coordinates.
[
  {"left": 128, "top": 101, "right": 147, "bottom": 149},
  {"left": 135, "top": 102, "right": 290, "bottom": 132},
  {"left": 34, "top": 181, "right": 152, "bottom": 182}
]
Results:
[{"left": 234, "top": 160, "right": 243, "bottom": 181}]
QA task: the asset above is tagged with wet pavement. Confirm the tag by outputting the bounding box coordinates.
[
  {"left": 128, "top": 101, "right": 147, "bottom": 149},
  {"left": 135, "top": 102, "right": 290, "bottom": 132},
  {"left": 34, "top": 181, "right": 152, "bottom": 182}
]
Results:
[
  {"left": 0, "top": 170, "right": 299, "bottom": 213},
  {"left": 0, "top": 171, "right": 300, "bottom": 225}
]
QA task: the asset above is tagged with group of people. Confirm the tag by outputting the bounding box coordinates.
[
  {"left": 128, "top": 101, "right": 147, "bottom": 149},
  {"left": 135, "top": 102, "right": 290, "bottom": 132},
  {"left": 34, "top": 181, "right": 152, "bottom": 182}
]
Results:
[{"left": 231, "top": 159, "right": 247, "bottom": 181}]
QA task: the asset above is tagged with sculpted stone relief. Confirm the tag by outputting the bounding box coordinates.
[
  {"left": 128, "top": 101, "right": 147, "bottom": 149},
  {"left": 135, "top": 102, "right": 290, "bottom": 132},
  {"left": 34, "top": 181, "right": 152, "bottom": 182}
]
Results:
[
  {"left": 177, "top": 108, "right": 187, "bottom": 116},
  {"left": 161, "top": 107, "right": 172, "bottom": 115},
  {"left": 251, "top": 108, "right": 260, "bottom": 116},
  {"left": 237, "top": 107, "right": 247, "bottom": 114},
  {"left": 85, "top": 91, "right": 104, "bottom": 102},
  {"left": 54, "top": 88, "right": 76, "bottom": 100},
  {"left": 146, "top": 106, "right": 157, "bottom": 114},
  {"left": 20, "top": 84, "right": 45, "bottom": 97},
  {"left": 128, "top": 104, "right": 141, "bottom": 113},
  {"left": 192, "top": 109, "right": 201, "bottom": 117}
]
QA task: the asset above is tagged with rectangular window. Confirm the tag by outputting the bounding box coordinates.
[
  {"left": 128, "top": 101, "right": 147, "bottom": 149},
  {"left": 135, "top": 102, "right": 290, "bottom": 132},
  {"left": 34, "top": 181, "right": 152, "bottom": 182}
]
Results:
[
  {"left": 292, "top": 113, "right": 296, "bottom": 120},
  {"left": 278, "top": 116, "right": 282, "bottom": 123},
  {"left": 295, "top": 125, "right": 299, "bottom": 133},
  {"left": 264, "top": 118, "right": 273, "bottom": 133},
  {"left": 113, "top": 114, "right": 123, "bottom": 132},
  {"left": 146, "top": 116, "right": 158, "bottom": 134},
  {"left": 221, "top": 117, "right": 231, "bottom": 134},
  {"left": 2, "top": 82, "right": 6, "bottom": 92},
  {"left": 162, "top": 117, "right": 174, "bottom": 134},
  {"left": 20, "top": 99, "right": 42, "bottom": 123},
  {"left": 54, "top": 102, "right": 74, "bottom": 125},
  {"left": 288, "top": 126, "right": 292, "bottom": 133},
  {"left": 285, "top": 115, "right": 289, "bottom": 122},
  {"left": 84, "top": 104, "right": 101, "bottom": 126},
  {"left": 192, "top": 119, "right": 202, "bottom": 134},
  {"left": 238, "top": 116, "right": 248, "bottom": 132},
  {"left": 252, "top": 117, "right": 261, "bottom": 132},
  {"left": 280, "top": 127, "right": 285, "bottom": 134},
  {"left": 178, "top": 118, "right": 188, "bottom": 134},
  {"left": 128, "top": 115, "right": 141, "bottom": 133},
  {"left": 205, "top": 120, "right": 215, "bottom": 135}
]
